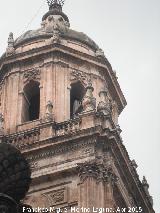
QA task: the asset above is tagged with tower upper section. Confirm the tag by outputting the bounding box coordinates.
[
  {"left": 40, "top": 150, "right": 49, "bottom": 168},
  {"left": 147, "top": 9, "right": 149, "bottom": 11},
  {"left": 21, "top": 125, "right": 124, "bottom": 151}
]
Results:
[{"left": 0, "top": 2, "right": 126, "bottom": 134}]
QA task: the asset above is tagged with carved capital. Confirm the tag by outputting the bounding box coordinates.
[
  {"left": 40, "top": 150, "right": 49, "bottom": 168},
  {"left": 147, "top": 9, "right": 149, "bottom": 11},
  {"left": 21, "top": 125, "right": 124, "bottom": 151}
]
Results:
[
  {"left": 77, "top": 161, "right": 118, "bottom": 184},
  {"left": 77, "top": 161, "right": 99, "bottom": 182}
]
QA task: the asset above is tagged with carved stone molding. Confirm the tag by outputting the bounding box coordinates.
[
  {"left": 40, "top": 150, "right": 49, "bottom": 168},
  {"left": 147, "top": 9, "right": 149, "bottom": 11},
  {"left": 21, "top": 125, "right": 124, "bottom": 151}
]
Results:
[
  {"left": 77, "top": 161, "right": 118, "bottom": 184},
  {"left": 23, "top": 69, "right": 41, "bottom": 84}
]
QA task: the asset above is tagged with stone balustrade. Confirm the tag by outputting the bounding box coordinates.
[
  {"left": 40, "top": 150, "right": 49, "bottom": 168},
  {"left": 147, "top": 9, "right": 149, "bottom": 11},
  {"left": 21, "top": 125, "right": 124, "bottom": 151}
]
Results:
[
  {"left": 4, "top": 128, "right": 40, "bottom": 150},
  {"left": 55, "top": 117, "right": 81, "bottom": 136}
]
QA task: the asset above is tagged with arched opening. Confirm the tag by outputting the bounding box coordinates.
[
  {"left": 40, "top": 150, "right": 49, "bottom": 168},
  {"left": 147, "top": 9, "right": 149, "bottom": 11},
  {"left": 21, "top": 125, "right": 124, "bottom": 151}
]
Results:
[
  {"left": 70, "top": 81, "right": 85, "bottom": 119},
  {"left": 22, "top": 81, "right": 40, "bottom": 122}
]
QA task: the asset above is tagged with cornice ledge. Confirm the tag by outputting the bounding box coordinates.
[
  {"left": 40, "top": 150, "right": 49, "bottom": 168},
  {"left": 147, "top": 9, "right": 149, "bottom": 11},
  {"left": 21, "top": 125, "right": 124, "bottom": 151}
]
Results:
[{"left": 26, "top": 137, "right": 97, "bottom": 162}]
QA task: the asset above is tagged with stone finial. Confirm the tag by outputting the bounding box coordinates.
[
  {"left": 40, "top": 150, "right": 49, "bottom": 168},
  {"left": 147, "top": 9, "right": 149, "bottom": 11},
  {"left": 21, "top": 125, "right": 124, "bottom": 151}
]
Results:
[
  {"left": 142, "top": 176, "right": 153, "bottom": 205},
  {"left": 142, "top": 176, "right": 149, "bottom": 189},
  {"left": 116, "top": 124, "right": 122, "bottom": 135},
  {"left": 113, "top": 70, "right": 118, "bottom": 79},
  {"left": 95, "top": 48, "right": 105, "bottom": 58},
  {"left": 0, "top": 113, "right": 4, "bottom": 135},
  {"left": 97, "top": 87, "right": 111, "bottom": 115},
  {"left": 44, "top": 101, "right": 54, "bottom": 122},
  {"left": 82, "top": 79, "right": 96, "bottom": 112},
  {"left": 6, "top": 32, "right": 15, "bottom": 56},
  {"left": 131, "top": 159, "right": 138, "bottom": 169}
]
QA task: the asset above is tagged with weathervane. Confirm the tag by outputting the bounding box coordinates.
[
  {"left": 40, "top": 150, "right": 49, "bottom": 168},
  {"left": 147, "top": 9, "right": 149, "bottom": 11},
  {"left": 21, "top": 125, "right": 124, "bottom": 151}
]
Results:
[{"left": 47, "top": 0, "right": 65, "bottom": 8}]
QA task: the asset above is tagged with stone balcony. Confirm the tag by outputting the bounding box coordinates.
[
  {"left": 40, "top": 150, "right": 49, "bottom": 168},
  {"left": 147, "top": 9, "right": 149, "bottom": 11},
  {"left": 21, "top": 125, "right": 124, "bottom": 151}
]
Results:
[{"left": 3, "top": 111, "right": 114, "bottom": 151}]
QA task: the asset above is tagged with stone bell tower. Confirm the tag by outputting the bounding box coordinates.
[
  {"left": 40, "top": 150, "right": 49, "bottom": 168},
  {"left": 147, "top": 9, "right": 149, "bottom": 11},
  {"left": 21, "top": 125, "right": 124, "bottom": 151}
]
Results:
[{"left": 0, "top": 0, "right": 154, "bottom": 212}]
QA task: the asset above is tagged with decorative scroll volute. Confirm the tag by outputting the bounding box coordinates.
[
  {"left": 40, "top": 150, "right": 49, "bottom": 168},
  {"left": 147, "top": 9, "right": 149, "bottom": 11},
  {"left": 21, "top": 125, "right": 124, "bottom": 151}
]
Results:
[
  {"left": 23, "top": 69, "right": 41, "bottom": 84},
  {"left": 70, "top": 70, "right": 88, "bottom": 87}
]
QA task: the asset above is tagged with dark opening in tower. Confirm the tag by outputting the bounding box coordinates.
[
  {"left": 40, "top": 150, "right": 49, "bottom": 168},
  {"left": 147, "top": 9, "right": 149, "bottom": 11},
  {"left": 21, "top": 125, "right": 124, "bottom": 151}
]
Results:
[
  {"left": 70, "top": 82, "right": 85, "bottom": 118},
  {"left": 22, "top": 81, "right": 40, "bottom": 122}
]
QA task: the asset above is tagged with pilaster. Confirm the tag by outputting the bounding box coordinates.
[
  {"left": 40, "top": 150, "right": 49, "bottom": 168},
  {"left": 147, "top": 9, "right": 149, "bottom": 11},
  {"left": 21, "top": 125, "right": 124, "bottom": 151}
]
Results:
[{"left": 77, "top": 161, "right": 117, "bottom": 212}]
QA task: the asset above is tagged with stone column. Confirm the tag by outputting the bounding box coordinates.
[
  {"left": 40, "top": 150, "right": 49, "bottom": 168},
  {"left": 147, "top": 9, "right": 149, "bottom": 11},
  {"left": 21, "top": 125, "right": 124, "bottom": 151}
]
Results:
[
  {"left": 77, "top": 162, "right": 117, "bottom": 212},
  {"left": 77, "top": 162, "right": 101, "bottom": 212},
  {"left": 103, "top": 168, "right": 117, "bottom": 209}
]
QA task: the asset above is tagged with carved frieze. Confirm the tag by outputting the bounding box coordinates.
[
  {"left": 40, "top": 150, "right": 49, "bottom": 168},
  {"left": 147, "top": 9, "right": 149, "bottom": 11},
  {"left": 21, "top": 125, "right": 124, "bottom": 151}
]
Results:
[
  {"left": 23, "top": 69, "right": 41, "bottom": 84},
  {"left": 44, "top": 187, "right": 67, "bottom": 206}
]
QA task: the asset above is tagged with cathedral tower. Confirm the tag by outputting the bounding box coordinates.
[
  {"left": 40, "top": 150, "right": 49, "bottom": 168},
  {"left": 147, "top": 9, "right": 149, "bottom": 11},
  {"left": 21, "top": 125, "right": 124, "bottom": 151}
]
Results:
[{"left": 0, "top": 1, "right": 154, "bottom": 212}]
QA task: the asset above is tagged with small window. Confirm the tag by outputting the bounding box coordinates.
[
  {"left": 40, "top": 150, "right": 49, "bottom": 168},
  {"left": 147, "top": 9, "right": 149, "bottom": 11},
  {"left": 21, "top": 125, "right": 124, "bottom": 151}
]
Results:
[
  {"left": 22, "top": 81, "right": 40, "bottom": 122},
  {"left": 70, "top": 82, "right": 85, "bottom": 118}
]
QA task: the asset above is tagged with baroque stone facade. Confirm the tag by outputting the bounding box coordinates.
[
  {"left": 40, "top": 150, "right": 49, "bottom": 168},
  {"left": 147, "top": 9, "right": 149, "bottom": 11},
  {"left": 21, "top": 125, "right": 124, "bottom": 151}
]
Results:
[{"left": 0, "top": 1, "right": 154, "bottom": 213}]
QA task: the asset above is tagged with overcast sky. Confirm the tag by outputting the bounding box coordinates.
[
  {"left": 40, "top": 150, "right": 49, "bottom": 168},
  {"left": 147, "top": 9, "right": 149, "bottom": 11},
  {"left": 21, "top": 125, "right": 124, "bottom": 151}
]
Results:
[{"left": 0, "top": 0, "right": 159, "bottom": 211}]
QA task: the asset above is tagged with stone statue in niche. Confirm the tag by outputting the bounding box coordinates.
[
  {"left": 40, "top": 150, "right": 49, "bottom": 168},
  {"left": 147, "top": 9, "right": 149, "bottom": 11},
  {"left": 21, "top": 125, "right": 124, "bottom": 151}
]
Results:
[
  {"left": 97, "top": 87, "right": 112, "bottom": 116},
  {"left": 44, "top": 101, "right": 54, "bottom": 121},
  {"left": 82, "top": 80, "right": 96, "bottom": 112}
]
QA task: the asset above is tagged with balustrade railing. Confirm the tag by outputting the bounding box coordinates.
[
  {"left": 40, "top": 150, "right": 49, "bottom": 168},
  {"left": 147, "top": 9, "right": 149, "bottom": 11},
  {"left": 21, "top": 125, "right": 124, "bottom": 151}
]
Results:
[
  {"left": 4, "top": 128, "right": 40, "bottom": 150},
  {"left": 55, "top": 118, "right": 81, "bottom": 136}
]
